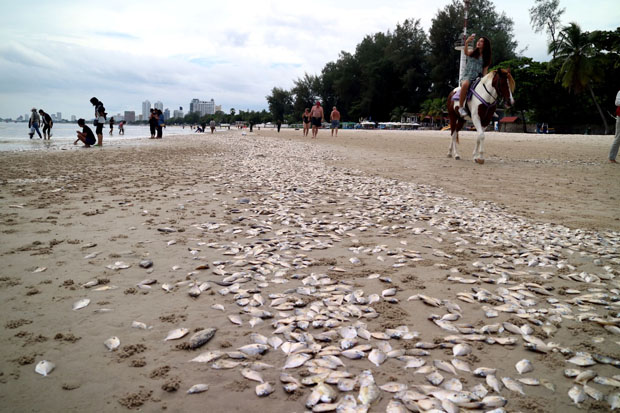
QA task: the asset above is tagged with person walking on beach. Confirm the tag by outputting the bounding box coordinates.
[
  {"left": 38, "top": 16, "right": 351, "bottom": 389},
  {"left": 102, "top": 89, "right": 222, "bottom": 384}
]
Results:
[
  {"left": 39, "top": 109, "right": 53, "bottom": 139},
  {"left": 330, "top": 106, "right": 341, "bottom": 137},
  {"left": 28, "top": 108, "right": 43, "bottom": 139},
  {"left": 310, "top": 101, "right": 324, "bottom": 139},
  {"left": 109, "top": 117, "right": 115, "bottom": 135},
  {"left": 149, "top": 109, "right": 157, "bottom": 138},
  {"left": 458, "top": 34, "right": 492, "bottom": 118},
  {"left": 156, "top": 109, "right": 164, "bottom": 139},
  {"left": 90, "top": 97, "right": 106, "bottom": 146},
  {"left": 609, "top": 89, "right": 620, "bottom": 163},
  {"left": 302, "top": 108, "right": 311, "bottom": 137},
  {"left": 210, "top": 119, "right": 216, "bottom": 134},
  {"left": 118, "top": 120, "right": 125, "bottom": 135},
  {"left": 74, "top": 118, "right": 97, "bottom": 148}
]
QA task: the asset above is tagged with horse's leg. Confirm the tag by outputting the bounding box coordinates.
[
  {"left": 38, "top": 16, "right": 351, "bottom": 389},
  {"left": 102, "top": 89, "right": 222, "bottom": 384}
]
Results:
[
  {"left": 452, "top": 130, "right": 460, "bottom": 160},
  {"left": 472, "top": 115, "right": 485, "bottom": 164}
]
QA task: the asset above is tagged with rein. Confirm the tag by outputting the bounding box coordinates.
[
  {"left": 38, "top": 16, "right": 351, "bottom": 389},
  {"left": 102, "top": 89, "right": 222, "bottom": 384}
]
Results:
[{"left": 471, "top": 76, "right": 500, "bottom": 108}]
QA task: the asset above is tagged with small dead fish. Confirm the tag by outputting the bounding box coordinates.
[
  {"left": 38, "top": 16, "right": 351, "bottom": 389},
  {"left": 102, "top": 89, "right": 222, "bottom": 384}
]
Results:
[
  {"left": 104, "top": 336, "right": 120, "bottom": 351},
  {"left": 162, "top": 283, "right": 173, "bottom": 292},
  {"left": 452, "top": 343, "right": 471, "bottom": 357},
  {"left": 187, "top": 384, "right": 209, "bottom": 394},
  {"left": 502, "top": 377, "right": 525, "bottom": 395},
  {"left": 255, "top": 382, "right": 274, "bottom": 397},
  {"left": 238, "top": 344, "right": 269, "bottom": 356},
  {"left": 575, "top": 370, "right": 597, "bottom": 384},
  {"left": 284, "top": 353, "right": 311, "bottom": 369},
  {"left": 568, "top": 354, "right": 596, "bottom": 367},
  {"left": 72, "top": 298, "right": 90, "bottom": 311},
  {"left": 93, "top": 285, "right": 117, "bottom": 291},
  {"left": 228, "top": 315, "right": 243, "bottom": 326},
  {"left": 583, "top": 384, "right": 604, "bottom": 401},
  {"left": 487, "top": 375, "right": 502, "bottom": 393},
  {"left": 515, "top": 359, "right": 533, "bottom": 374},
  {"left": 211, "top": 304, "right": 225, "bottom": 311},
  {"left": 451, "top": 358, "right": 471, "bottom": 373},
  {"left": 164, "top": 328, "right": 189, "bottom": 341},
  {"left": 568, "top": 385, "right": 586, "bottom": 405},
  {"left": 189, "top": 328, "right": 217, "bottom": 349},
  {"left": 541, "top": 378, "right": 556, "bottom": 392},
  {"left": 368, "top": 349, "right": 386, "bottom": 367},
  {"left": 35, "top": 360, "right": 55, "bottom": 376},
  {"left": 211, "top": 360, "right": 240, "bottom": 369},
  {"left": 426, "top": 371, "right": 444, "bottom": 386},
  {"left": 241, "top": 368, "right": 264, "bottom": 383},
  {"left": 131, "top": 321, "right": 149, "bottom": 330},
  {"left": 190, "top": 351, "right": 223, "bottom": 363},
  {"left": 518, "top": 377, "right": 540, "bottom": 386},
  {"left": 82, "top": 280, "right": 99, "bottom": 288}
]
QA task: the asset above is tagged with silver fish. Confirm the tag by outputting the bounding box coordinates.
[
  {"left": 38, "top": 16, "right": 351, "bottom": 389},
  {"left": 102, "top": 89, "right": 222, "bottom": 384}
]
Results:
[
  {"left": 568, "top": 385, "right": 586, "bottom": 405},
  {"left": 104, "top": 336, "right": 120, "bottom": 351},
  {"left": 368, "top": 349, "right": 386, "bottom": 367},
  {"left": 255, "top": 382, "right": 274, "bottom": 397},
  {"left": 72, "top": 298, "right": 90, "bottom": 311},
  {"left": 190, "top": 351, "right": 223, "bottom": 363},
  {"left": 241, "top": 368, "right": 264, "bottom": 383},
  {"left": 189, "top": 328, "right": 217, "bottom": 349},
  {"left": 187, "top": 384, "right": 209, "bottom": 394},
  {"left": 35, "top": 360, "right": 55, "bottom": 376},
  {"left": 515, "top": 359, "right": 533, "bottom": 374},
  {"left": 164, "top": 328, "right": 189, "bottom": 341},
  {"left": 284, "top": 353, "right": 311, "bottom": 369},
  {"left": 502, "top": 377, "right": 525, "bottom": 395}
]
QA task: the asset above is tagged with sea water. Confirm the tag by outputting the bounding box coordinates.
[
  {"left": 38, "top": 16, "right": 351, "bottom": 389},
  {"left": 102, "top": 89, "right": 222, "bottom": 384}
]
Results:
[{"left": 0, "top": 122, "right": 194, "bottom": 152}]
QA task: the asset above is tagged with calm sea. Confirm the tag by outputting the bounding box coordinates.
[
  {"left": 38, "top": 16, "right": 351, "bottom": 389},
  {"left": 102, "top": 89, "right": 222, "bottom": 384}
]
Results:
[{"left": 0, "top": 122, "right": 194, "bottom": 152}]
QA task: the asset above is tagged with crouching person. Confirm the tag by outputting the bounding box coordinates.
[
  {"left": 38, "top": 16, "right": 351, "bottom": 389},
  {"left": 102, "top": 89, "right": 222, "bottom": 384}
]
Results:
[{"left": 74, "top": 118, "right": 97, "bottom": 147}]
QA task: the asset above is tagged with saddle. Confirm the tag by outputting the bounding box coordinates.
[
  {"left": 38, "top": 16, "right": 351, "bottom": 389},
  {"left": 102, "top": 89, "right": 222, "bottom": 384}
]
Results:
[{"left": 452, "top": 77, "right": 481, "bottom": 110}]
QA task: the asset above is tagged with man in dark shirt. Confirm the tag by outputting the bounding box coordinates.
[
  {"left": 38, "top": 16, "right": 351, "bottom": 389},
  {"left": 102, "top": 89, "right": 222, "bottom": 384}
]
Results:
[
  {"left": 38, "top": 109, "right": 53, "bottom": 139},
  {"left": 74, "top": 118, "right": 97, "bottom": 147}
]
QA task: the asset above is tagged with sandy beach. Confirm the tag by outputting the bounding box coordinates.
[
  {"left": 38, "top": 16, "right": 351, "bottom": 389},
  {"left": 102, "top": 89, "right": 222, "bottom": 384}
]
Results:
[{"left": 1, "top": 129, "right": 619, "bottom": 412}]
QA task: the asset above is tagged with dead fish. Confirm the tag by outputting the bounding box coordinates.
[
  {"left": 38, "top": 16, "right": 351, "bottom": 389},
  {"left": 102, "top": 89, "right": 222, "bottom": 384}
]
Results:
[
  {"left": 238, "top": 344, "right": 269, "bottom": 356},
  {"left": 228, "top": 315, "right": 243, "bottom": 326},
  {"left": 515, "top": 359, "right": 533, "bottom": 374},
  {"left": 358, "top": 370, "right": 380, "bottom": 405},
  {"left": 517, "top": 377, "right": 540, "bottom": 386},
  {"left": 284, "top": 353, "right": 311, "bottom": 369},
  {"left": 255, "top": 382, "right": 274, "bottom": 397},
  {"left": 131, "top": 321, "right": 149, "bottom": 330},
  {"left": 386, "top": 400, "right": 408, "bottom": 413},
  {"left": 575, "top": 370, "right": 597, "bottom": 384},
  {"left": 190, "top": 351, "right": 223, "bottom": 363},
  {"left": 164, "top": 328, "right": 189, "bottom": 341},
  {"left": 368, "top": 349, "right": 386, "bottom": 367},
  {"left": 379, "top": 382, "right": 407, "bottom": 393},
  {"left": 541, "top": 379, "right": 556, "bottom": 392},
  {"left": 82, "top": 279, "right": 99, "bottom": 288},
  {"left": 93, "top": 285, "right": 117, "bottom": 291},
  {"left": 583, "top": 384, "right": 604, "bottom": 401},
  {"left": 502, "top": 377, "right": 525, "bottom": 395},
  {"left": 211, "top": 360, "right": 240, "bottom": 369},
  {"left": 443, "top": 378, "right": 463, "bottom": 392},
  {"left": 594, "top": 376, "right": 620, "bottom": 387},
  {"left": 434, "top": 360, "right": 456, "bottom": 375},
  {"left": 608, "top": 392, "right": 620, "bottom": 409},
  {"left": 486, "top": 375, "right": 502, "bottom": 393},
  {"left": 35, "top": 360, "right": 55, "bottom": 376},
  {"left": 104, "top": 336, "right": 120, "bottom": 351},
  {"left": 568, "top": 354, "right": 596, "bottom": 367},
  {"left": 211, "top": 304, "right": 225, "bottom": 311},
  {"left": 188, "top": 285, "right": 202, "bottom": 297},
  {"left": 452, "top": 343, "right": 471, "bottom": 357},
  {"left": 187, "top": 384, "right": 209, "bottom": 394},
  {"left": 568, "top": 385, "right": 586, "bottom": 405},
  {"left": 72, "top": 298, "right": 90, "bottom": 311},
  {"left": 451, "top": 358, "right": 471, "bottom": 373},
  {"left": 189, "top": 328, "right": 216, "bottom": 349},
  {"left": 241, "top": 368, "right": 264, "bottom": 383},
  {"left": 474, "top": 367, "right": 497, "bottom": 377},
  {"left": 426, "top": 371, "right": 444, "bottom": 386}
]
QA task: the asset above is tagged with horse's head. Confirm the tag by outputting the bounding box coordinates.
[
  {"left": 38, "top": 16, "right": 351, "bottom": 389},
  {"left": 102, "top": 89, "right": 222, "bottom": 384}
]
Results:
[{"left": 492, "top": 68, "right": 515, "bottom": 108}]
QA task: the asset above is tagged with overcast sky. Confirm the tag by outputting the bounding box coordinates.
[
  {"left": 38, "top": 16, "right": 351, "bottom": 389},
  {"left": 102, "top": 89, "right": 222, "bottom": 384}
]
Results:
[{"left": 1, "top": 0, "right": 617, "bottom": 119}]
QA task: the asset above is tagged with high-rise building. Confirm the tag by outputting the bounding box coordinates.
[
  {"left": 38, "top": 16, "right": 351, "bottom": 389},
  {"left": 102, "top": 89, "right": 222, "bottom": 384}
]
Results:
[
  {"left": 71, "top": 115, "right": 76, "bottom": 122},
  {"left": 173, "top": 109, "right": 184, "bottom": 119},
  {"left": 56, "top": 112, "right": 62, "bottom": 121},
  {"left": 154, "top": 101, "right": 163, "bottom": 111},
  {"left": 124, "top": 111, "right": 136, "bottom": 122},
  {"left": 215, "top": 105, "right": 222, "bottom": 113},
  {"left": 189, "top": 98, "right": 215, "bottom": 116},
  {"left": 164, "top": 108, "right": 170, "bottom": 120},
  {"left": 142, "top": 100, "right": 151, "bottom": 119}
]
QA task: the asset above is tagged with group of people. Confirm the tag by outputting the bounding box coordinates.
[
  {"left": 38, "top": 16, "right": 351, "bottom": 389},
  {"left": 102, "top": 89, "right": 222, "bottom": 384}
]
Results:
[
  {"left": 302, "top": 102, "right": 340, "bottom": 139},
  {"left": 73, "top": 97, "right": 107, "bottom": 147},
  {"left": 148, "top": 108, "right": 165, "bottom": 139},
  {"left": 28, "top": 108, "right": 53, "bottom": 140}
]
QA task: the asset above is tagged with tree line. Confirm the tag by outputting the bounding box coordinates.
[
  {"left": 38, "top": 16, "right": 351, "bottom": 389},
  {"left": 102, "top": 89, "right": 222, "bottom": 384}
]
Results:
[{"left": 265, "top": 0, "right": 619, "bottom": 134}]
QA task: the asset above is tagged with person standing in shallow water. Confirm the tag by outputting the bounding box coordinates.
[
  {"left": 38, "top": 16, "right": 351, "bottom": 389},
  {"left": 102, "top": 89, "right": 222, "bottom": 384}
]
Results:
[
  {"left": 39, "top": 109, "right": 53, "bottom": 139},
  {"left": 310, "top": 101, "right": 324, "bottom": 139},
  {"left": 29, "top": 108, "right": 43, "bottom": 139},
  {"left": 608, "top": 89, "right": 620, "bottom": 163},
  {"left": 109, "top": 117, "right": 115, "bottom": 135},
  {"left": 149, "top": 109, "right": 157, "bottom": 138},
  {"left": 458, "top": 34, "right": 492, "bottom": 118},
  {"left": 90, "top": 97, "right": 106, "bottom": 146}
]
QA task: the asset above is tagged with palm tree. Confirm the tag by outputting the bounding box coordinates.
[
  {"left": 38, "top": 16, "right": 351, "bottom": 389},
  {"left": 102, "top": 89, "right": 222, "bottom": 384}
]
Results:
[{"left": 552, "top": 22, "right": 609, "bottom": 134}]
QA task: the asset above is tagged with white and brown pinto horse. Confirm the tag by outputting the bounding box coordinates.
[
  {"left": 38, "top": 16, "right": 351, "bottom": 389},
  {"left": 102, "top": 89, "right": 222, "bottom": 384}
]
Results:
[{"left": 447, "top": 69, "right": 515, "bottom": 164}]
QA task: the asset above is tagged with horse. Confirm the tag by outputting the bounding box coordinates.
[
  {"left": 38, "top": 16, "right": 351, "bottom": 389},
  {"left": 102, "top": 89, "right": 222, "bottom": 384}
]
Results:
[{"left": 446, "top": 69, "right": 515, "bottom": 164}]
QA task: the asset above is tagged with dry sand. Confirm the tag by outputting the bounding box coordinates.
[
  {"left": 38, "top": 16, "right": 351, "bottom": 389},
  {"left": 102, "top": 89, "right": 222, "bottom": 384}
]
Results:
[{"left": 0, "top": 129, "right": 618, "bottom": 412}]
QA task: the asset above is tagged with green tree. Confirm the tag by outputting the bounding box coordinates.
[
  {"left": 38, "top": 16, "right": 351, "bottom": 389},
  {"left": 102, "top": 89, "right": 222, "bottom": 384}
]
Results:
[
  {"left": 291, "top": 73, "right": 320, "bottom": 120},
  {"left": 529, "top": 0, "right": 565, "bottom": 59},
  {"left": 266, "top": 87, "right": 293, "bottom": 121},
  {"left": 230, "top": 108, "right": 236, "bottom": 117},
  {"left": 553, "top": 22, "right": 609, "bottom": 133}
]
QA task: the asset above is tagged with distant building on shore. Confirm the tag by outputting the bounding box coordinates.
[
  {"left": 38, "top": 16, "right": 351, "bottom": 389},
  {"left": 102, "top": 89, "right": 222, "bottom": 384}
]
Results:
[
  {"left": 173, "top": 106, "right": 184, "bottom": 119},
  {"left": 154, "top": 101, "right": 163, "bottom": 111},
  {"left": 142, "top": 100, "right": 151, "bottom": 119},
  {"left": 164, "top": 108, "right": 170, "bottom": 120},
  {"left": 56, "top": 112, "right": 62, "bottom": 121},
  {"left": 189, "top": 98, "right": 215, "bottom": 116},
  {"left": 125, "top": 111, "right": 136, "bottom": 122},
  {"left": 71, "top": 115, "right": 76, "bottom": 122}
]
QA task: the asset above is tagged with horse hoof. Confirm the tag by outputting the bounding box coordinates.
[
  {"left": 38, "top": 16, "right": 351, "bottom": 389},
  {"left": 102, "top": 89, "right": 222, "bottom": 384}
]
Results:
[
  {"left": 455, "top": 155, "right": 460, "bottom": 160},
  {"left": 475, "top": 158, "right": 485, "bottom": 164}
]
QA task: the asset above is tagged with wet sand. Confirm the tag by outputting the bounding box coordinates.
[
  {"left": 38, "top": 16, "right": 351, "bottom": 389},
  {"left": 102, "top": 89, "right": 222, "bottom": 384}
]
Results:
[{"left": 0, "top": 129, "right": 618, "bottom": 412}]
